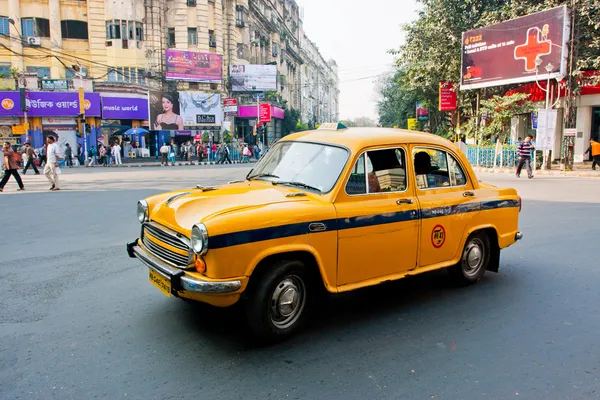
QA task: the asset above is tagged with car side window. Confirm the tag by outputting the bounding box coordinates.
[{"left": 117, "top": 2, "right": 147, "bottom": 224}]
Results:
[
  {"left": 448, "top": 154, "right": 467, "bottom": 186},
  {"left": 346, "top": 148, "right": 407, "bottom": 195},
  {"left": 345, "top": 153, "right": 366, "bottom": 195},
  {"left": 413, "top": 148, "right": 455, "bottom": 189}
]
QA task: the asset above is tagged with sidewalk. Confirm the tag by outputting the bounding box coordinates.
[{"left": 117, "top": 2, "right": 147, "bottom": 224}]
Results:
[
  {"left": 75, "top": 159, "right": 256, "bottom": 168},
  {"left": 472, "top": 166, "right": 600, "bottom": 178}
]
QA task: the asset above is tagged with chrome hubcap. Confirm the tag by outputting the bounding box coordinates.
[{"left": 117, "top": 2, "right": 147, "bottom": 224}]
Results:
[
  {"left": 269, "top": 276, "right": 306, "bottom": 329},
  {"left": 463, "top": 238, "right": 485, "bottom": 277}
]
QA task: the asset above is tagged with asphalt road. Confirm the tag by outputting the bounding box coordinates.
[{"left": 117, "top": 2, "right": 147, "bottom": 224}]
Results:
[{"left": 1, "top": 167, "right": 599, "bottom": 400}]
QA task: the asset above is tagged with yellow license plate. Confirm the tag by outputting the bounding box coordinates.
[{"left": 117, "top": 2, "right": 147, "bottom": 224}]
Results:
[{"left": 149, "top": 269, "right": 171, "bottom": 298}]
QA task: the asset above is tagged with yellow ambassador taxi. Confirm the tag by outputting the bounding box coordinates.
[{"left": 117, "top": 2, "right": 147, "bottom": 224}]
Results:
[{"left": 127, "top": 124, "right": 522, "bottom": 341}]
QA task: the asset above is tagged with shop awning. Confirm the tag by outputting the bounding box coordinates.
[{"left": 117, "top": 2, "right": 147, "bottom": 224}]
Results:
[{"left": 505, "top": 70, "right": 600, "bottom": 101}]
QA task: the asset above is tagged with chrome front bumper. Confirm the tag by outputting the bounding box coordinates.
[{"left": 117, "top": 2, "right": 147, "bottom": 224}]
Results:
[
  {"left": 127, "top": 240, "right": 242, "bottom": 294},
  {"left": 515, "top": 231, "right": 523, "bottom": 241}
]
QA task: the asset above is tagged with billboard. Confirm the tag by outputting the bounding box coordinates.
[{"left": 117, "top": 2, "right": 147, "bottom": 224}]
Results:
[
  {"left": 416, "top": 102, "right": 429, "bottom": 121},
  {"left": 101, "top": 95, "right": 148, "bottom": 120},
  {"left": 259, "top": 103, "right": 271, "bottom": 123},
  {"left": 165, "top": 50, "right": 223, "bottom": 83},
  {"left": 223, "top": 98, "right": 238, "bottom": 115},
  {"left": 149, "top": 91, "right": 184, "bottom": 131},
  {"left": 230, "top": 64, "right": 277, "bottom": 92},
  {"left": 179, "top": 92, "right": 222, "bottom": 126},
  {"left": 461, "top": 5, "right": 569, "bottom": 90},
  {"left": 0, "top": 91, "right": 101, "bottom": 117},
  {"left": 439, "top": 82, "right": 457, "bottom": 111}
]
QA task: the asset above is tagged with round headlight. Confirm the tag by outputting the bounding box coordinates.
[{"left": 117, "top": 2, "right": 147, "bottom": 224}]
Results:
[
  {"left": 191, "top": 223, "right": 208, "bottom": 254},
  {"left": 137, "top": 200, "right": 148, "bottom": 223}
]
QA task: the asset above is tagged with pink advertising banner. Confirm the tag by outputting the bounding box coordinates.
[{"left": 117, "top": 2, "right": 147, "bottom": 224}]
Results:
[
  {"left": 165, "top": 50, "right": 223, "bottom": 83},
  {"left": 237, "top": 105, "right": 284, "bottom": 119}
]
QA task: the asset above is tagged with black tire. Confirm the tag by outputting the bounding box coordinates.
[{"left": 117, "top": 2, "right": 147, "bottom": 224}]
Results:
[
  {"left": 448, "top": 232, "right": 491, "bottom": 285},
  {"left": 245, "top": 259, "right": 312, "bottom": 342}
]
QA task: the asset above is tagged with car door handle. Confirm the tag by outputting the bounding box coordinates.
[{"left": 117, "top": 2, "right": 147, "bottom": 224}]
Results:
[
  {"left": 396, "top": 199, "right": 414, "bottom": 205},
  {"left": 463, "top": 191, "right": 475, "bottom": 197}
]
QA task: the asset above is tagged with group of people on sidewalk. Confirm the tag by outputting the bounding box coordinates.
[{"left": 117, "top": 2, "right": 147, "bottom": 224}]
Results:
[
  {"left": 85, "top": 143, "right": 122, "bottom": 167},
  {"left": 159, "top": 140, "right": 261, "bottom": 166},
  {"left": 1, "top": 136, "right": 61, "bottom": 193}
]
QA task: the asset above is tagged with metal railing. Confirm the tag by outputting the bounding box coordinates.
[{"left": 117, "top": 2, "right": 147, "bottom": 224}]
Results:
[{"left": 466, "top": 146, "right": 519, "bottom": 168}]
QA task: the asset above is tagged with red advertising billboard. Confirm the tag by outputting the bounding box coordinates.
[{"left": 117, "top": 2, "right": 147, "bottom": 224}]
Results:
[
  {"left": 259, "top": 103, "right": 271, "bottom": 123},
  {"left": 460, "top": 5, "right": 569, "bottom": 90},
  {"left": 165, "top": 50, "right": 222, "bottom": 83},
  {"left": 439, "top": 82, "right": 457, "bottom": 111},
  {"left": 223, "top": 98, "right": 238, "bottom": 115}
]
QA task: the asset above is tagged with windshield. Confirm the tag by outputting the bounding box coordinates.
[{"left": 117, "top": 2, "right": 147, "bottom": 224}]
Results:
[{"left": 248, "top": 141, "right": 349, "bottom": 193}]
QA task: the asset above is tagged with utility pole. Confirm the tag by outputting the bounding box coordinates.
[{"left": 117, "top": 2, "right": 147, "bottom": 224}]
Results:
[{"left": 9, "top": 19, "right": 29, "bottom": 143}]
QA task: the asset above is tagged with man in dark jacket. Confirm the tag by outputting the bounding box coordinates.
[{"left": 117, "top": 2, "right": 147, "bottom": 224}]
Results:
[
  {"left": 65, "top": 143, "right": 73, "bottom": 167},
  {"left": 21, "top": 142, "right": 40, "bottom": 175},
  {"left": 0, "top": 142, "right": 25, "bottom": 192}
]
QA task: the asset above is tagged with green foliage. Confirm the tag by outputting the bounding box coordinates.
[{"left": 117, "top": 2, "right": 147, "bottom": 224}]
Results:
[
  {"left": 296, "top": 121, "right": 309, "bottom": 132},
  {"left": 283, "top": 108, "right": 301, "bottom": 136},
  {"left": 479, "top": 93, "right": 535, "bottom": 140},
  {"left": 264, "top": 91, "right": 282, "bottom": 103},
  {"left": 376, "top": 69, "right": 421, "bottom": 129},
  {"left": 202, "top": 131, "right": 210, "bottom": 143},
  {"left": 222, "top": 130, "right": 232, "bottom": 144}
]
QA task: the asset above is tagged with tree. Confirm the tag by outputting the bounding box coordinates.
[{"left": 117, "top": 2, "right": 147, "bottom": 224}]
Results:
[
  {"left": 383, "top": 0, "right": 600, "bottom": 135},
  {"left": 282, "top": 108, "right": 302, "bottom": 136},
  {"left": 478, "top": 93, "right": 535, "bottom": 141},
  {"left": 376, "top": 69, "right": 420, "bottom": 129}
]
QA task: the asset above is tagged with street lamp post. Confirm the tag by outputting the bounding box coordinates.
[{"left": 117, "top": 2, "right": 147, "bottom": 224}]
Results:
[
  {"left": 8, "top": 18, "right": 30, "bottom": 144},
  {"left": 72, "top": 64, "right": 87, "bottom": 159},
  {"left": 534, "top": 60, "right": 564, "bottom": 170}
]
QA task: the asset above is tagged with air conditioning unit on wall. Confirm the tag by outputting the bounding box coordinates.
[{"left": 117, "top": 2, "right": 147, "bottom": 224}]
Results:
[{"left": 24, "top": 37, "right": 41, "bottom": 47}]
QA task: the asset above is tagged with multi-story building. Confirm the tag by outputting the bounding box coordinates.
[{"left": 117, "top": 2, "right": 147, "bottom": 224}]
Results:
[
  {"left": 0, "top": 0, "right": 338, "bottom": 151},
  {"left": 299, "top": 28, "right": 338, "bottom": 127}
]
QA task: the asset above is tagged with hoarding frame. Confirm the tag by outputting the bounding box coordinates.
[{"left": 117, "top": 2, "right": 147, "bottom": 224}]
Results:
[{"left": 460, "top": 5, "right": 570, "bottom": 90}]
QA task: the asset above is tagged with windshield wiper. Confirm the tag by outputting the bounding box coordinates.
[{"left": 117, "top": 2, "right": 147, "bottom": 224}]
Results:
[
  {"left": 272, "top": 181, "right": 322, "bottom": 193},
  {"left": 247, "top": 173, "right": 280, "bottom": 181}
]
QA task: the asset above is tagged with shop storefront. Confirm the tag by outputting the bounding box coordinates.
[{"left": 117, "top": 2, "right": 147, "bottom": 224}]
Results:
[
  {"left": 0, "top": 117, "right": 21, "bottom": 146},
  {"left": 99, "top": 93, "right": 151, "bottom": 157},
  {"left": 0, "top": 91, "right": 101, "bottom": 150},
  {"left": 505, "top": 70, "right": 600, "bottom": 163},
  {"left": 234, "top": 104, "right": 285, "bottom": 146}
]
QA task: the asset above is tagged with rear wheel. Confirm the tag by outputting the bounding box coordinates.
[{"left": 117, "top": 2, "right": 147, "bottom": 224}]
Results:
[
  {"left": 245, "top": 260, "right": 312, "bottom": 342},
  {"left": 448, "top": 232, "right": 490, "bottom": 285}
]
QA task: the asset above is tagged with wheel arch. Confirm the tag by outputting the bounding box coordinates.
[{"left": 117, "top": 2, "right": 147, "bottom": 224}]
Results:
[
  {"left": 245, "top": 245, "right": 335, "bottom": 295},
  {"left": 458, "top": 224, "right": 501, "bottom": 273}
]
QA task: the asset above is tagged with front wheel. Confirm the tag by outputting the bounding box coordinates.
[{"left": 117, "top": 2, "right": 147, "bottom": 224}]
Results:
[
  {"left": 245, "top": 260, "right": 312, "bottom": 342},
  {"left": 448, "top": 232, "right": 491, "bottom": 285}
]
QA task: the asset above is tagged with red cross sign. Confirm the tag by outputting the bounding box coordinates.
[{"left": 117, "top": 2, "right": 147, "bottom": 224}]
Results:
[{"left": 514, "top": 27, "right": 552, "bottom": 72}]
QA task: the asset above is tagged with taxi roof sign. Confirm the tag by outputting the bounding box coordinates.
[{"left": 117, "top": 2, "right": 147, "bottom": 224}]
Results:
[{"left": 317, "top": 122, "right": 348, "bottom": 131}]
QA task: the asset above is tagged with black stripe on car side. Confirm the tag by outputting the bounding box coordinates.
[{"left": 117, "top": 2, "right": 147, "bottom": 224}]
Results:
[{"left": 208, "top": 200, "right": 519, "bottom": 249}]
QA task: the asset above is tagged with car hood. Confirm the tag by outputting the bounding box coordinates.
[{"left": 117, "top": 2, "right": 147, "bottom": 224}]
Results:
[{"left": 149, "top": 182, "right": 309, "bottom": 233}]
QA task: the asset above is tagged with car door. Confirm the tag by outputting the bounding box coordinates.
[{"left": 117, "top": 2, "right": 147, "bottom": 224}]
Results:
[
  {"left": 335, "top": 146, "right": 419, "bottom": 287},
  {"left": 411, "top": 145, "right": 480, "bottom": 268}
]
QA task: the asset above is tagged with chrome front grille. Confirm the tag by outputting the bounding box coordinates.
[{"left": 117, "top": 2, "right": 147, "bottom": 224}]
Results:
[
  {"left": 142, "top": 223, "right": 191, "bottom": 267},
  {"left": 144, "top": 222, "right": 189, "bottom": 251}
]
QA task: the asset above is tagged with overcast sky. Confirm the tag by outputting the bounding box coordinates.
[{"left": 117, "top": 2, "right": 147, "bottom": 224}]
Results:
[{"left": 299, "top": 0, "right": 420, "bottom": 121}]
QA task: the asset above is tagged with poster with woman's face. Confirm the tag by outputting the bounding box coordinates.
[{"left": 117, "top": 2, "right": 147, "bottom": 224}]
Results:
[{"left": 149, "top": 90, "right": 183, "bottom": 131}]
